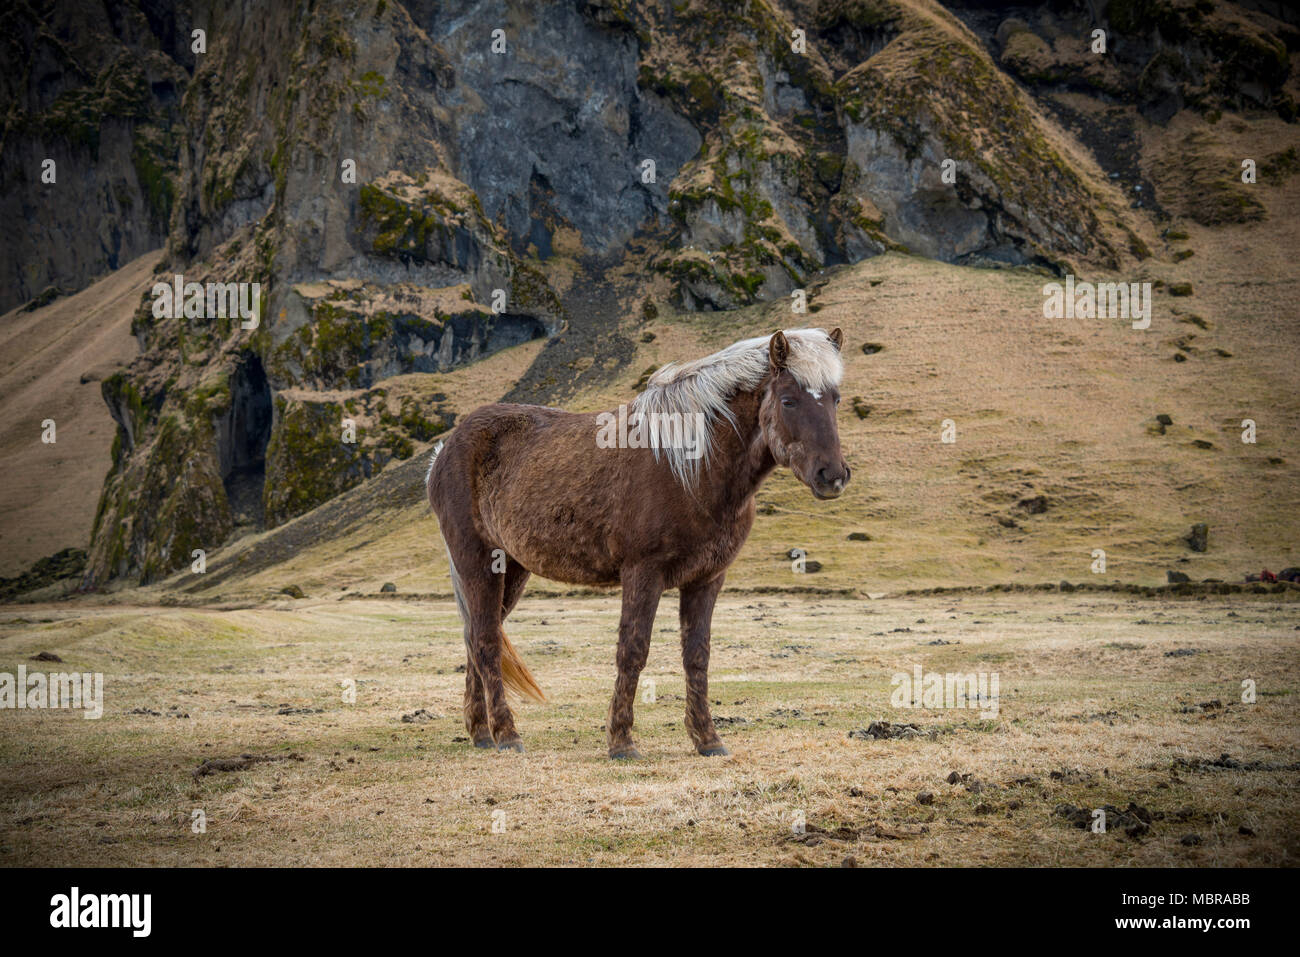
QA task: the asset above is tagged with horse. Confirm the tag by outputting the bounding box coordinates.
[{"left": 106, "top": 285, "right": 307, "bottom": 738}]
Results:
[{"left": 426, "top": 327, "right": 850, "bottom": 758}]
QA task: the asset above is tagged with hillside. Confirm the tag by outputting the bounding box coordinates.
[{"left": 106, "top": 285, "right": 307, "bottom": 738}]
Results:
[
  {"left": 0, "top": 251, "right": 158, "bottom": 576},
  {"left": 37, "top": 108, "right": 1291, "bottom": 603},
  {"left": 1, "top": 0, "right": 1298, "bottom": 599}
]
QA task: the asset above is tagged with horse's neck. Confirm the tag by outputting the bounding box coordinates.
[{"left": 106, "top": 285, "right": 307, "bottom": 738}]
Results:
[{"left": 699, "top": 388, "right": 774, "bottom": 514}]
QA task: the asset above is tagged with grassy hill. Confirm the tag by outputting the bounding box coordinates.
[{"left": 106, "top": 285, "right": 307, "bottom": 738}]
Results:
[{"left": 10, "top": 104, "right": 1282, "bottom": 604}]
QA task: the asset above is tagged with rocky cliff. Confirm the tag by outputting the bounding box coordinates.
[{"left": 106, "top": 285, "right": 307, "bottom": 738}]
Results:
[{"left": 3, "top": 0, "right": 1293, "bottom": 588}]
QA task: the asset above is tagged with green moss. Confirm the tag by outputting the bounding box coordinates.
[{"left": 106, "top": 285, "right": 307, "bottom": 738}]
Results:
[
  {"left": 131, "top": 130, "right": 177, "bottom": 227},
  {"left": 263, "top": 397, "right": 365, "bottom": 526},
  {"left": 354, "top": 70, "right": 387, "bottom": 99},
  {"left": 1261, "top": 147, "right": 1299, "bottom": 179}
]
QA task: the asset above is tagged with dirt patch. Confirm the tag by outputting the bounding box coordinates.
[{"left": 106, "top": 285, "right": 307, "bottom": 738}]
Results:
[{"left": 192, "top": 752, "right": 304, "bottom": 780}]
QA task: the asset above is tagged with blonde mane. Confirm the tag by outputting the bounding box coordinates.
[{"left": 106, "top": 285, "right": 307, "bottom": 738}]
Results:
[{"left": 630, "top": 327, "right": 844, "bottom": 487}]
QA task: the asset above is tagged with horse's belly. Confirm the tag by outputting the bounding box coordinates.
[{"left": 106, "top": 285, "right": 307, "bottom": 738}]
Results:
[{"left": 482, "top": 495, "right": 622, "bottom": 586}]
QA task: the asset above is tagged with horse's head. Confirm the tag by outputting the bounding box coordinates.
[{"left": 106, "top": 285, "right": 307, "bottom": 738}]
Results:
[{"left": 760, "top": 328, "right": 851, "bottom": 500}]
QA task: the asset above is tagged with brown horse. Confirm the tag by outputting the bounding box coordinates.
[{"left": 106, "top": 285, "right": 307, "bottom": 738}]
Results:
[{"left": 427, "top": 327, "right": 850, "bottom": 758}]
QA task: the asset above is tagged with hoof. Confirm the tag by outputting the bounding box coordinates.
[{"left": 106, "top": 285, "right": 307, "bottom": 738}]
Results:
[
  {"left": 698, "top": 743, "right": 730, "bottom": 757},
  {"left": 472, "top": 736, "right": 495, "bottom": 749},
  {"left": 496, "top": 738, "right": 525, "bottom": 753},
  {"left": 609, "top": 747, "right": 643, "bottom": 761}
]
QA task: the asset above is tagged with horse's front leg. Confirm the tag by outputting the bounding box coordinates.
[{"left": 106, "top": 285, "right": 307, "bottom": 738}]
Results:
[
  {"left": 607, "top": 566, "right": 663, "bottom": 759},
  {"left": 680, "top": 573, "right": 729, "bottom": 756}
]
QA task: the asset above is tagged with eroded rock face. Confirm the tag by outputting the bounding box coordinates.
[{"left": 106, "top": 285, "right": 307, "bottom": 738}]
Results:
[
  {"left": 416, "top": 0, "right": 701, "bottom": 257},
  {"left": 975, "top": 0, "right": 1298, "bottom": 123},
  {"left": 0, "top": 0, "right": 192, "bottom": 312}
]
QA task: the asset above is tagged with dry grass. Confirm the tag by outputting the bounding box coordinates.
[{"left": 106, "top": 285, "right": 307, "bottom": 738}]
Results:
[{"left": 1, "top": 592, "right": 1295, "bottom": 866}]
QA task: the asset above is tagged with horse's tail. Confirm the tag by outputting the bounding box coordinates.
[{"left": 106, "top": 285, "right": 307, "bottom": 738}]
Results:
[
  {"left": 445, "top": 547, "right": 546, "bottom": 703},
  {"left": 499, "top": 631, "right": 546, "bottom": 702}
]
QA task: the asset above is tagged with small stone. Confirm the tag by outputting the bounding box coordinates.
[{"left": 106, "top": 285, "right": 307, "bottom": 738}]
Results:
[
  {"left": 917, "top": 791, "right": 935, "bottom": 806},
  {"left": 380, "top": 582, "right": 397, "bottom": 593}
]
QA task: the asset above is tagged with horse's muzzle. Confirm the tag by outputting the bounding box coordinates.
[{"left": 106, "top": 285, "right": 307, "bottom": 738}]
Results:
[{"left": 810, "top": 462, "right": 850, "bottom": 499}]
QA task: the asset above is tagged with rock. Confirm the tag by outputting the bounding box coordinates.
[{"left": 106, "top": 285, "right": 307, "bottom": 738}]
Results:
[
  {"left": 280, "top": 585, "right": 305, "bottom": 599},
  {"left": 1166, "top": 570, "right": 1191, "bottom": 583},
  {"left": 1180, "top": 833, "right": 1202, "bottom": 846},
  {"left": 917, "top": 791, "right": 935, "bottom": 805},
  {"left": 995, "top": 18, "right": 1031, "bottom": 48},
  {"left": 380, "top": 582, "right": 397, "bottom": 593},
  {"left": 850, "top": 721, "right": 925, "bottom": 740},
  {"left": 28, "top": 651, "right": 64, "bottom": 663},
  {"left": 1059, "top": 580, "right": 1075, "bottom": 592},
  {"left": 1186, "top": 523, "right": 1209, "bottom": 552},
  {"left": 846, "top": 532, "right": 871, "bottom": 541},
  {"left": 0, "top": 548, "right": 88, "bottom": 602},
  {"left": 400, "top": 708, "right": 439, "bottom": 723},
  {"left": 1017, "top": 495, "right": 1049, "bottom": 514},
  {"left": 1156, "top": 414, "right": 1173, "bottom": 426},
  {"left": 1169, "top": 283, "right": 1194, "bottom": 296}
]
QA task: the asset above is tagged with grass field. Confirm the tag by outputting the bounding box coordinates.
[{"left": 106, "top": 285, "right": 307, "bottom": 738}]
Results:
[{"left": 1, "top": 591, "right": 1296, "bottom": 866}]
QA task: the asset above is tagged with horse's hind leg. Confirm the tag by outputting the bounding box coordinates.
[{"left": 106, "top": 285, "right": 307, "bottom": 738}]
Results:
[
  {"left": 463, "top": 558, "right": 530, "bottom": 747},
  {"left": 502, "top": 557, "right": 530, "bottom": 619},
  {"left": 463, "top": 659, "right": 493, "bottom": 748},
  {"left": 449, "top": 542, "right": 524, "bottom": 751}
]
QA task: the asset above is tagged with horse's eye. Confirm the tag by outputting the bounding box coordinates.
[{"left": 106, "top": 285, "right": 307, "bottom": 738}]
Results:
[
  {"left": 781, "top": 397, "right": 796, "bottom": 408},
  {"left": 833, "top": 396, "right": 841, "bottom": 406}
]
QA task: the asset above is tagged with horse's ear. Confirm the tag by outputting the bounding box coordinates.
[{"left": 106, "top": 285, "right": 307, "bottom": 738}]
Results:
[
  {"left": 828, "top": 327, "right": 843, "bottom": 352},
  {"left": 769, "top": 331, "right": 790, "bottom": 371}
]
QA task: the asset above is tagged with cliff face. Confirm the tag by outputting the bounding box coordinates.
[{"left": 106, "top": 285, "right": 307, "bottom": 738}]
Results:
[
  {"left": 3, "top": 0, "right": 1286, "bottom": 586},
  {"left": 1, "top": 0, "right": 194, "bottom": 313}
]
